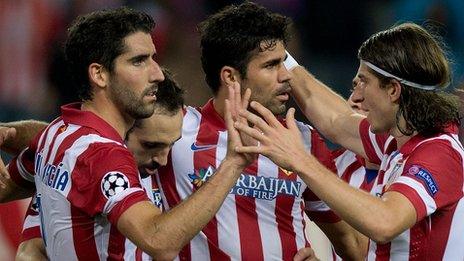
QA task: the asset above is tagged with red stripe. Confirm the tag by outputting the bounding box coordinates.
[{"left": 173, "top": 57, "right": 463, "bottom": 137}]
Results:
[
  {"left": 157, "top": 155, "right": 192, "bottom": 260},
  {"left": 374, "top": 241, "right": 391, "bottom": 261},
  {"left": 340, "top": 159, "right": 361, "bottom": 183},
  {"left": 232, "top": 159, "right": 262, "bottom": 260},
  {"left": 37, "top": 118, "right": 62, "bottom": 152},
  {"left": 70, "top": 205, "right": 99, "bottom": 260},
  {"left": 276, "top": 169, "right": 298, "bottom": 261},
  {"left": 359, "top": 119, "right": 383, "bottom": 165},
  {"left": 107, "top": 224, "right": 126, "bottom": 260},
  {"left": 236, "top": 195, "right": 263, "bottom": 260},
  {"left": 193, "top": 114, "right": 222, "bottom": 260},
  {"left": 135, "top": 247, "right": 143, "bottom": 261},
  {"left": 8, "top": 157, "right": 35, "bottom": 189},
  {"left": 21, "top": 226, "right": 41, "bottom": 242}
]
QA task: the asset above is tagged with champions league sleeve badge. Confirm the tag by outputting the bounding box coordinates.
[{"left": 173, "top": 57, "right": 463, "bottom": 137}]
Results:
[{"left": 101, "top": 172, "right": 130, "bottom": 199}]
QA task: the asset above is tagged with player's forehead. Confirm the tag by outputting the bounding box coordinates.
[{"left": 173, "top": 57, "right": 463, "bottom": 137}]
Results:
[
  {"left": 139, "top": 111, "right": 182, "bottom": 141},
  {"left": 119, "top": 31, "right": 156, "bottom": 59},
  {"left": 248, "top": 40, "right": 285, "bottom": 64}
]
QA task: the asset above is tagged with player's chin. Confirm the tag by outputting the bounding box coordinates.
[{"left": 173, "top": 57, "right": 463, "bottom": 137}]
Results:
[{"left": 270, "top": 103, "right": 287, "bottom": 116}]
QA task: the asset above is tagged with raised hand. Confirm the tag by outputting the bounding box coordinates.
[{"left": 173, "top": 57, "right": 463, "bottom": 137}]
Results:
[
  {"left": 224, "top": 82, "right": 256, "bottom": 168},
  {"left": 233, "top": 101, "right": 309, "bottom": 172}
]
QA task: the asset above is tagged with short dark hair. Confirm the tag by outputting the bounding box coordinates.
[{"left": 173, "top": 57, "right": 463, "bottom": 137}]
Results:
[
  {"left": 358, "top": 23, "right": 459, "bottom": 137},
  {"left": 65, "top": 7, "right": 155, "bottom": 101},
  {"left": 199, "top": 2, "right": 291, "bottom": 94},
  {"left": 154, "top": 67, "right": 184, "bottom": 115}
]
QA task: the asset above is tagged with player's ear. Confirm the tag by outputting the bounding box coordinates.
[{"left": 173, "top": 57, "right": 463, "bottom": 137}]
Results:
[
  {"left": 89, "top": 63, "right": 109, "bottom": 89},
  {"left": 220, "top": 66, "right": 240, "bottom": 87}
]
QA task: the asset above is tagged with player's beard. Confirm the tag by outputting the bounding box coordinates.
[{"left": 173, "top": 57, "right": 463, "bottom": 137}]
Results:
[{"left": 109, "top": 78, "right": 156, "bottom": 120}]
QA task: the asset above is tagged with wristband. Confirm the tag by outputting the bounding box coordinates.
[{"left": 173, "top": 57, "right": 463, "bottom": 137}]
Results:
[{"left": 284, "top": 51, "right": 299, "bottom": 70}]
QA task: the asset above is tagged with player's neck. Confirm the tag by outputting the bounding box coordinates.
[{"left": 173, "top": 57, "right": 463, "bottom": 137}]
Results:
[
  {"left": 81, "top": 97, "right": 134, "bottom": 139},
  {"left": 212, "top": 86, "right": 228, "bottom": 119}
]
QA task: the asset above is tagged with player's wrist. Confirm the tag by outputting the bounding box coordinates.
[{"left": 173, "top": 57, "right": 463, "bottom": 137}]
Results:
[{"left": 284, "top": 51, "right": 299, "bottom": 71}]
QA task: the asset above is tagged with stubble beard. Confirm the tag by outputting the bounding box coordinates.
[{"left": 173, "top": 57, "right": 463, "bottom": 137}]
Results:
[{"left": 110, "top": 80, "right": 155, "bottom": 120}]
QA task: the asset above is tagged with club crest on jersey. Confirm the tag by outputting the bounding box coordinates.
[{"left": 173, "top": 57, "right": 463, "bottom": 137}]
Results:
[
  {"left": 152, "top": 188, "right": 163, "bottom": 210},
  {"left": 101, "top": 172, "right": 130, "bottom": 199},
  {"left": 188, "top": 166, "right": 215, "bottom": 188},
  {"left": 280, "top": 167, "right": 293, "bottom": 176},
  {"left": 407, "top": 165, "right": 439, "bottom": 196}
]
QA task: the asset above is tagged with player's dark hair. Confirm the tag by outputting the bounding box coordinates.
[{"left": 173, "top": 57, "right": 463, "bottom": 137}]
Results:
[
  {"left": 65, "top": 7, "right": 155, "bottom": 101},
  {"left": 199, "top": 1, "right": 291, "bottom": 95}
]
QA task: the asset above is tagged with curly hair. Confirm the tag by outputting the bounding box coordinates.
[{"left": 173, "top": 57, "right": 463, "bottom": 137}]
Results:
[
  {"left": 198, "top": 1, "right": 291, "bottom": 94},
  {"left": 358, "top": 23, "right": 460, "bottom": 137},
  {"left": 65, "top": 7, "right": 155, "bottom": 101}
]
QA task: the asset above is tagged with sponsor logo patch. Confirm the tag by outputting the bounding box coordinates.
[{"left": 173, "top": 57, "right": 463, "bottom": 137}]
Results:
[
  {"left": 408, "top": 165, "right": 439, "bottom": 197},
  {"left": 188, "top": 166, "right": 215, "bottom": 188},
  {"left": 187, "top": 165, "right": 301, "bottom": 200},
  {"left": 101, "top": 172, "right": 130, "bottom": 199}
]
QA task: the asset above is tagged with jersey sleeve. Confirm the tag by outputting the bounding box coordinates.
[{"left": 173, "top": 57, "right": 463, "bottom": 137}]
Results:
[
  {"left": 358, "top": 119, "right": 389, "bottom": 165},
  {"left": 67, "top": 143, "right": 150, "bottom": 225},
  {"left": 388, "top": 139, "right": 463, "bottom": 221},
  {"left": 7, "top": 129, "right": 44, "bottom": 189},
  {"left": 21, "top": 194, "right": 42, "bottom": 242},
  {"left": 303, "top": 188, "right": 341, "bottom": 223}
]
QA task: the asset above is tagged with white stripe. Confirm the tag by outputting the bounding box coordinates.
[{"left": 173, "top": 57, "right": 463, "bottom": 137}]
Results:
[
  {"left": 348, "top": 167, "right": 365, "bottom": 188},
  {"left": 305, "top": 200, "right": 331, "bottom": 212},
  {"left": 174, "top": 107, "right": 210, "bottom": 261},
  {"left": 22, "top": 211, "right": 39, "bottom": 231},
  {"left": 15, "top": 150, "right": 35, "bottom": 182},
  {"left": 394, "top": 176, "right": 437, "bottom": 215},
  {"left": 94, "top": 215, "right": 110, "bottom": 260},
  {"left": 46, "top": 124, "right": 80, "bottom": 169},
  {"left": 443, "top": 198, "right": 464, "bottom": 259},
  {"left": 366, "top": 240, "right": 377, "bottom": 261},
  {"left": 389, "top": 228, "right": 410, "bottom": 260},
  {"left": 292, "top": 190, "right": 306, "bottom": 252},
  {"left": 295, "top": 121, "right": 312, "bottom": 152},
  {"left": 367, "top": 129, "right": 384, "bottom": 161},
  {"left": 38, "top": 121, "right": 62, "bottom": 165},
  {"left": 216, "top": 131, "right": 241, "bottom": 260},
  {"left": 256, "top": 154, "right": 282, "bottom": 261},
  {"left": 334, "top": 150, "right": 357, "bottom": 178}
]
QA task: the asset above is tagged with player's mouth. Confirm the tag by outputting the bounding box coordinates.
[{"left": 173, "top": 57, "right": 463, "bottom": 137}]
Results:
[
  {"left": 276, "top": 87, "right": 291, "bottom": 102},
  {"left": 144, "top": 86, "right": 158, "bottom": 101},
  {"left": 276, "top": 92, "right": 289, "bottom": 102}
]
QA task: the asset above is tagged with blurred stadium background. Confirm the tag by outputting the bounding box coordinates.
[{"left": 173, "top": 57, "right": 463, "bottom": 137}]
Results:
[{"left": 0, "top": 0, "right": 463, "bottom": 260}]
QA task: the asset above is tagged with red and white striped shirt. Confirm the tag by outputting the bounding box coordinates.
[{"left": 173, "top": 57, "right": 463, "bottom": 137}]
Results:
[
  {"left": 329, "top": 149, "right": 379, "bottom": 261},
  {"left": 332, "top": 149, "right": 378, "bottom": 193},
  {"left": 359, "top": 119, "right": 464, "bottom": 260},
  {"left": 8, "top": 103, "right": 150, "bottom": 260},
  {"left": 157, "top": 99, "right": 340, "bottom": 261},
  {"left": 20, "top": 175, "right": 163, "bottom": 261}
]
